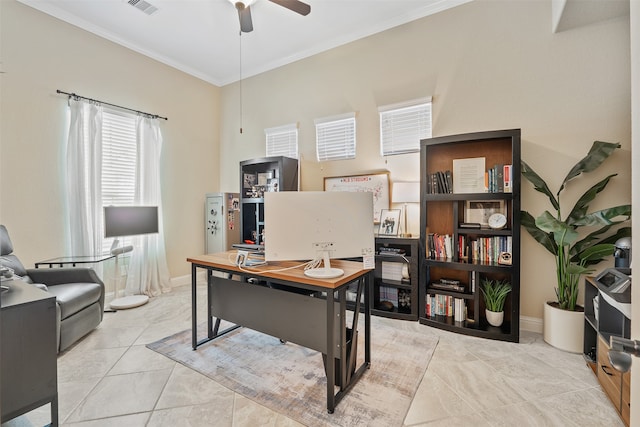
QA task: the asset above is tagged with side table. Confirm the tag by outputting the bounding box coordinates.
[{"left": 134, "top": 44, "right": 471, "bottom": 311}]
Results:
[{"left": 35, "top": 254, "right": 115, "bottom": 268}]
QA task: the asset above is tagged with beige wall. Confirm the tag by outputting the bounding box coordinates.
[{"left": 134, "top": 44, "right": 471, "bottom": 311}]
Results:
[
  {"left": 630, "top": 0, "right": 638, "bottom": 423},
  {"left": 0, "top": 0, "right": 220, "bottom": 278},
  {"left": 0, "top": 0, "right": 631, "bottom": 321},
  {"left": 219, "top": 0, "right": 631, "bottom": 321}
]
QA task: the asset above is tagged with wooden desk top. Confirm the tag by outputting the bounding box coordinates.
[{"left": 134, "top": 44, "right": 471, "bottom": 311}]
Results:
[{"left": 187, "top": 251, "right": 372, "bottom": 289}]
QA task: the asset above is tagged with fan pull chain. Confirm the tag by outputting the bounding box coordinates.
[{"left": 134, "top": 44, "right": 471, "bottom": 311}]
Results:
[{"left": 239, "top": 30, "right": 243, "bottom": 134}]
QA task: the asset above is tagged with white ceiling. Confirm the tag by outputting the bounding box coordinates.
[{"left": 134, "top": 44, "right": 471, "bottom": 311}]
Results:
[{"left": 17, "top": 0, "right": 471, "bottom": 86}]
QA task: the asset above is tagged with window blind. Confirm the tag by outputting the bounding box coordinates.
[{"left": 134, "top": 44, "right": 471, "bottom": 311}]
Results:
[
  {"left": 379, "top": 97, "right": 432, "bottom": 156},
  {"left": 265, "top": 123, "right": 298, "bottom": 158},
  {"left": 315, "top": 113, "right": 356, "bottom": 162},
  {"left": 100, "top": 109, "right": 137, "bottom": 253}
]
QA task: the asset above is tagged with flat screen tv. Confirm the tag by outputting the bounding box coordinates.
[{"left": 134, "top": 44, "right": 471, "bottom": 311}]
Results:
[
  {"left": 104, "top": 206, "right": 159, "bottom": 238},
  {"left": 264, "top": 191, "right": 374, "bottom": 278}
]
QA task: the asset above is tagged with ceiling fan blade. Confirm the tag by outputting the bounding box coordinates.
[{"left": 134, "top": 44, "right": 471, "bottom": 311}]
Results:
[
  {"left": 269, "top": 0, "right": 311, "bottom": 16},
  {"left": 236, "top": 3, "right": 253, "bottom": 33}
]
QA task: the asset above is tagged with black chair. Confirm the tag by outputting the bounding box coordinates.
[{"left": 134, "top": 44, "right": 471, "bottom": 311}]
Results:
[{"left": 0, "top": 225, "right": 105, "bottom": 352}]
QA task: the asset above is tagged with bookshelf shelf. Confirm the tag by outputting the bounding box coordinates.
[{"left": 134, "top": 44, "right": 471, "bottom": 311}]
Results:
[{"left": 419, "top": 129, "right": 521, "bottom": 343}]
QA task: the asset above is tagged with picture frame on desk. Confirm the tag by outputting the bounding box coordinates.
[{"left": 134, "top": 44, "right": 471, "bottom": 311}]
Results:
[
  {"left": 465, "top": 200, "right": 505, "bottom": 227},
  {"left": 378, "top": 209, "right": 401, "bottom": 236}
]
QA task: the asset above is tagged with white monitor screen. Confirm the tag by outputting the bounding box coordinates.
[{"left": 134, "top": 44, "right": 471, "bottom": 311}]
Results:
[{"left": 264, "top": 191, "right": 374, "bottom": 265}]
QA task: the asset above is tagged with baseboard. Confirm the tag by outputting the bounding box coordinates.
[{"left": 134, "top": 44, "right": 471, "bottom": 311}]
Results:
[
  {"left": 520, "top": 315, "right": 543, "bottom": 333},
  {"left": 170, "top": 271, "right": 206, "bottom": 288}
]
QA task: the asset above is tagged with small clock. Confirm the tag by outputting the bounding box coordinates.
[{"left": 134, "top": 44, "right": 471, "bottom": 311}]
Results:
[{"left": 488, "top": 213, "right": 507, "bottom": 229}]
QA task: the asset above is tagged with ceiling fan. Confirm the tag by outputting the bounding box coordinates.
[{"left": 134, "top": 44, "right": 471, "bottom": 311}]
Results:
[{"left": 230, "top": 0, "right": 311, "bottom": 33}]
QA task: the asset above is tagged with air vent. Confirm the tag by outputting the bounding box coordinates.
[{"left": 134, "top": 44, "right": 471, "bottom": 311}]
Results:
[{"left": 128, "top": 0, "right": 158, "bottom": 15}]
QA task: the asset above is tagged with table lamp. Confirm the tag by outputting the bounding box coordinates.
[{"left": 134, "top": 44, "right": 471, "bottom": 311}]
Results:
[
  {"left": 104, "top": 206, "right": 158, "bottom": 310},
  {"left": 392, "top": 182, "right": 420, "bottom": 237}
]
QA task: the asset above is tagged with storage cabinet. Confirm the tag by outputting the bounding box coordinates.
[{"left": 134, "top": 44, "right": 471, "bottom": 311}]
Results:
[
  {"left": 372, "top": 236, "right": 419, "bottom": 320},
  {"left": 239, "top": 156, "right": 298, "bottom": 246},
  {"left": 418, "top": 129, "right": 521, "bottom": 342},
  {"left": 1, "top": 280, "right": 58, "bottom": 426},
  {"left": 583, "top": 277, "right": 631, "bottom": 426}
]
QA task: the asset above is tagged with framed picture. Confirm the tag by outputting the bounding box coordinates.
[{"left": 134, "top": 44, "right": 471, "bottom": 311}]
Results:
[
  {"left": 378, "top": 209, "right": 401, "bottom": 236},
  {"left": 324, "top": 171, "right": 390, "bottom": 223},
  {"left": 465, "top": 200, "right": 506, "bottom": 227},
  {"left": 243, "top": 173, "right": 256, "bottom": 189}
]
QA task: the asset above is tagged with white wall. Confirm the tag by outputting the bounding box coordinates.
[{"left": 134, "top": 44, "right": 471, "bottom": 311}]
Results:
[
  {"left": 219, "top": 0, "right": 631, "bottom": 321},
  {"left": 0, "top": 0, "right": 220, "bottom": 278}
]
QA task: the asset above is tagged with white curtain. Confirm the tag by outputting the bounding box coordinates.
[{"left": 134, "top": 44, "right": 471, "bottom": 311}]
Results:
[
  {"left": 125, "top": 115, "right": 171, "bottom": 296},
  {"left": 66, "top": 99, "right": 103, "bottom": 257}
]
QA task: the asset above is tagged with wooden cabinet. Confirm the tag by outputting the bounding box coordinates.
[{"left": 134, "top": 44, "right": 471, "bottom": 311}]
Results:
[
  {"left": 372, "top": 236, "right": 419, "bottom": 320},
  {"left": 239, "top": 156, "right": 298, "bottom": 246},
  {"left": 583, "top": 277, "right": 631, "bottom": 426},
  {"left": 418, "top": 129, "right": 521, "bottom": 342},
  {"left": 1, "top": 280, "right": 58, "bottom": 426}
]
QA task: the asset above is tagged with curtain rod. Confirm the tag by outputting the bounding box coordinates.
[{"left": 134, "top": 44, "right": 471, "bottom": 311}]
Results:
[{"left": 56, "top": 90, "right": 168, "bottom": 121}]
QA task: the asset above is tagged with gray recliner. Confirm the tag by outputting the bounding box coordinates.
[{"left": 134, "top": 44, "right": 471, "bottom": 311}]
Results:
[{"left": 0, "top": 225, "right": 105, "bottom": 353}]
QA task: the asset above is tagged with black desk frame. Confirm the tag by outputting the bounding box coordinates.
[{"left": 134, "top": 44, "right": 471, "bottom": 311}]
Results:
[{"left": 190, "top": 262, "right": 372, "bottom": 414}]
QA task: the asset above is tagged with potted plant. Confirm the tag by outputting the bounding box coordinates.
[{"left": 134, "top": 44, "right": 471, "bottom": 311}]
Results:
[
  {"left": 521, "top": 140, "right": 631, "bottom": 352},
  {"left": 481, "top": 278, "right": 512, "bottom": 327}
]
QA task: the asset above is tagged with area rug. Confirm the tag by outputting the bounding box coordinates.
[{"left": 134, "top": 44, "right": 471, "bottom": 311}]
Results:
[{"left": 147, "top": 317, "right": 439, "bottom": 427}]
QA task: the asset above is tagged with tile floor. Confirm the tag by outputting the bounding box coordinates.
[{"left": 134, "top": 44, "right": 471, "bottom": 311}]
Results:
[{"left": 6, "top": 283, "right": 624, "bottom": 427}]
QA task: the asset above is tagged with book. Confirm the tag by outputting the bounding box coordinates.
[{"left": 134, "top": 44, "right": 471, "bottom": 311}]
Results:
[
  {"left": 495, "top": 164, "right": 504, "bottom": 192},
  {"left": 503, "top": 164, "right": 512, "bottom": 193},
  {"left": 431, "top": 281, "right": 465, "bottom": 292}
]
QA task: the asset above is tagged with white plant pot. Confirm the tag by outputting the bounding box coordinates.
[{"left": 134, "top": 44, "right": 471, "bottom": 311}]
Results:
[
  {"left": 543, "top": 301, "right": 584, "bottom": 353},
  {"left": 485, "top": 309, "right": 504, "bottom": 327}
]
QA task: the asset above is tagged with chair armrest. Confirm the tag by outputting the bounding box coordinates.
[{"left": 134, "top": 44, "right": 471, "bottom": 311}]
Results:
[{"left": 26, "top": 267, "right": 104, "bottom": 286}]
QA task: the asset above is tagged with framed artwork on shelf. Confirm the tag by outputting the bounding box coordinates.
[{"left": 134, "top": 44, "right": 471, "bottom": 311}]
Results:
[
  {"left": 378, "top": 209, "right": 401, "bottom": 236},
  {"left": 243, "top": 173, "right": 256, "bottom": 188},
  {"left": 465, "top": 200, "right": 506, "bottom": 227},
  {"left": 324, "top": 171, "right": 390, "bottom": 223}
]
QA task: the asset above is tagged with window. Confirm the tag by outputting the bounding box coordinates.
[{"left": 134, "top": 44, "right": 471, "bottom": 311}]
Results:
[
  {"left": 379, "top": 97, "right": 432, "bottom": 156},
  {"left": 265, "top": 123, "right": 298, "bottom": 158},
  {"left": 315, "top": 113, "right": 356, "bottom": 161},
  {"left": 91, "top": 108, "right": 137, "bottom": 254}
]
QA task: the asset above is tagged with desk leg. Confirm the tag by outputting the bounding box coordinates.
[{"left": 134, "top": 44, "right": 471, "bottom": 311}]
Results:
[
  {"left": 326, "top": 288, "right": 336, "bottom": 414},
  {"left": 191, "top": 263, "right": 198, "bottom": 350},
  {"left": 50, "top": 395, "right": 59, "bottom": 427},
  {"left": 207, "top": 270, "right": 214, "bottom": 340},
  {"left": 364, "top": 273, "right": 371, "bottom": 366}
]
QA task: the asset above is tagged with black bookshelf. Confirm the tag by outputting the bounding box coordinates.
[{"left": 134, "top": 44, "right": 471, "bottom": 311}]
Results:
[
  {"left": 239, "top": 156, "right": 298, "bottom": 246},
  {"left": 418, "top": 129, "right": 521, "bottom": 342}
]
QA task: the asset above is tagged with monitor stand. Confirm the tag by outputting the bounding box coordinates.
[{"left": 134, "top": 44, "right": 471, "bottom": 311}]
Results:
[{"left": 304, "top": 251, "right": 344, "bottom": 279}]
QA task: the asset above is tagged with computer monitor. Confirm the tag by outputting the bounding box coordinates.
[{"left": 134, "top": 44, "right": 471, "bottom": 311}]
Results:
[
  {"left": 264, "top": 191, "right": 374, "bottom": 278},
  {"left": 104, "top": 206, "right": 159, "bottom": 238}
]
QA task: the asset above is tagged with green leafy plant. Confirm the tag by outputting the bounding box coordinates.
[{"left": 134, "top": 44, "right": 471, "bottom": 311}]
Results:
[
  {"left": 481, "top": 278, "right": 512, "bottom": 312},
  {"left": 521, "top": 141, "right": 631, "bottom": 311}
]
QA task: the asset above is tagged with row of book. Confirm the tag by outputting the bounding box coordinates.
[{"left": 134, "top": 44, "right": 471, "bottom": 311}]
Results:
[
  {"left": 427, "top": 233, "right": 512, "bottom": 264},
  {"left": 458, "top": 235, "right": 513, "bottom": 263},
  {"left": 425, "top": 293, "right": 467, "bottom": 322},
  {"left": 426, "top": 163, "right": 513, "bottom": 194},
  {"left": 426, "top": 170, "right": 453, "bottom": 194},
  {"left": 426, "top": 233, "right": 453, "bottom": 259},
  {"left": 486, "top": 164, "right": 513, "bottom": 193}
]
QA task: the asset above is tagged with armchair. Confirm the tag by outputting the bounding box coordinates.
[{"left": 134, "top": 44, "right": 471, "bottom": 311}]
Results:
[{"left": 0, "top": 225, "right": 105, "bottom": 353}]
